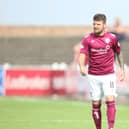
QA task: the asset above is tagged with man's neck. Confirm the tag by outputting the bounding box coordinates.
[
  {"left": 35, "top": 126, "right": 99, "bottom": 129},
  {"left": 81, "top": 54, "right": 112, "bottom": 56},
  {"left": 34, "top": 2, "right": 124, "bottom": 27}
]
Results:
[{"left": 95, "top": 31, "right": 105, "bottom": 37}]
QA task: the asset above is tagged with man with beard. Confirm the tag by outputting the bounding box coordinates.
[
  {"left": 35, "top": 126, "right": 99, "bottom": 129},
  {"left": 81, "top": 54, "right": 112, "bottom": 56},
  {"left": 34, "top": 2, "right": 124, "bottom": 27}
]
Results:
[{"left": 79, "top": 13, "right": 125, "bottom": 129}]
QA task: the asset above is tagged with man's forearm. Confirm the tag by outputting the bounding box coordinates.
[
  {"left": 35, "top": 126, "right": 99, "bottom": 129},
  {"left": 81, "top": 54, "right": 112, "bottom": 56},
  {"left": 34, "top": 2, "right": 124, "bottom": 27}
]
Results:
[
  {"left": 79, "top": 53, "right": 86, "bottom": 68},
  {"left": 116, "top": 52, "right": 124, "bottom": 70}
]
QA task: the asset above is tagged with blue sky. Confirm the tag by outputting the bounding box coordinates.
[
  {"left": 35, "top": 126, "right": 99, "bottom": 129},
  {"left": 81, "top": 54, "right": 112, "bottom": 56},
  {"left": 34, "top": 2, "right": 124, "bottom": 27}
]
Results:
[{"left": 0, "top": 0, "right": 129, "bottom": 25}]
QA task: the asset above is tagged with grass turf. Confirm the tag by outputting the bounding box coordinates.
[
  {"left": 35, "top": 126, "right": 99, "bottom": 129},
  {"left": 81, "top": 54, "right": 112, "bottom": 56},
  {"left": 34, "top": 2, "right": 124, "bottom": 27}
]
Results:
[{"left": 0, "top": 97, "right": 128, "bottom": 129}]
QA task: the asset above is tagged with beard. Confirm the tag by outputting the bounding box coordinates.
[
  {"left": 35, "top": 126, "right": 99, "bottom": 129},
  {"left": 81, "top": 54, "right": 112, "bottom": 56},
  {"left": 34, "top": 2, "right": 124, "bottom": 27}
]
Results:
[{"left": 94, "top": 29, "right": 103, "bottom": 35}]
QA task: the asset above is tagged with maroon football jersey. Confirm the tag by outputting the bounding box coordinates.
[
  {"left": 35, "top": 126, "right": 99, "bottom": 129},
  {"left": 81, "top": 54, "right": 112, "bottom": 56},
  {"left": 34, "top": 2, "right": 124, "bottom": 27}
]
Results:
[{"left": 80, "top": 32, "right": 120, "bottom": 75}]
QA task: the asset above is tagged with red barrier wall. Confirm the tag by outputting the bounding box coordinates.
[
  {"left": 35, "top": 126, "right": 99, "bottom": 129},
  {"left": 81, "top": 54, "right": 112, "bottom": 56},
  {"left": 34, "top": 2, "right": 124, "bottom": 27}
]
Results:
[{"left": 4, "top": 69, "right": 52, "bottom": 96}]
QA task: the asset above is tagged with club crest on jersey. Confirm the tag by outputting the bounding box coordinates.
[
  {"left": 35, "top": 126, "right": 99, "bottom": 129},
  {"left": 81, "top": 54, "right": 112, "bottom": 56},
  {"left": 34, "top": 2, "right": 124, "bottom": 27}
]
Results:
[
  {"left": 106, "top": 45, "right": 110, "bottom": 50},
  {"left": 105, "top": 38, "right": 110, "bottom": 44}
]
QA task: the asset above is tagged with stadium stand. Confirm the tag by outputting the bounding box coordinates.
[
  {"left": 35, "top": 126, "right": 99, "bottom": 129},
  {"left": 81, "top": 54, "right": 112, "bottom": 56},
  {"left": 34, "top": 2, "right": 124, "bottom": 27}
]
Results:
[{"left": 0, "top": 26, "right": 129, "bottom": 65}]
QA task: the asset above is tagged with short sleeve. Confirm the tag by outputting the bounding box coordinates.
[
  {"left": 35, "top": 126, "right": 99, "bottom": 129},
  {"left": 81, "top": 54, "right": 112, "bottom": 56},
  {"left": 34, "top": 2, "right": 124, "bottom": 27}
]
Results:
[
  {"left": 112, "top": 35, "right": 121, "bottom": 53},
  {"left": 80, "top": 37, "right": 89, "bottom": 55}
]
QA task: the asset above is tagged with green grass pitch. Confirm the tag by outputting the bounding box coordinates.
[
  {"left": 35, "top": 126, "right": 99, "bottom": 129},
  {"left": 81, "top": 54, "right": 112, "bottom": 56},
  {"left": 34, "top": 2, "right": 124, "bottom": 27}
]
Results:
[{"left": 0, "top": 97, "right": 128, "bottom": 129}]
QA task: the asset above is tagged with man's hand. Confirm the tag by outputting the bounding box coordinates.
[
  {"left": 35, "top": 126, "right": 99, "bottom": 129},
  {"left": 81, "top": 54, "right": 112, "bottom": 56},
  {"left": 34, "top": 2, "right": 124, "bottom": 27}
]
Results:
[
  {"left": 116, "top": 52, "right": 125, "bottom": 81},
  {"left": 119, "top": 69, "right": 125, "bottom": 81}
]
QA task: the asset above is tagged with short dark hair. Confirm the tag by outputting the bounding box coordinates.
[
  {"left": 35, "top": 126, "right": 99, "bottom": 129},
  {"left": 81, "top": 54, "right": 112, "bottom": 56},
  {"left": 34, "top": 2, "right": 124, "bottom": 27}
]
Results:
[{"left": 93, "top": 13, "right": 106, "bottom": 23}]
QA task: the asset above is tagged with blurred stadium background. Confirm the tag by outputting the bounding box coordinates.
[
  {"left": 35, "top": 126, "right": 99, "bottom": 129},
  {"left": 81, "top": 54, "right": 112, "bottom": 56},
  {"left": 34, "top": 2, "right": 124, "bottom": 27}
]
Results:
[{"left": 0, "top": 25, "right": 129, "bottom": 103}]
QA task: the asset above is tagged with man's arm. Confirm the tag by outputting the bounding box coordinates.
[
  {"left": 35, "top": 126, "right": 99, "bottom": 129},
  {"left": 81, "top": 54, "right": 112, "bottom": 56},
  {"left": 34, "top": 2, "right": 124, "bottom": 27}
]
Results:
[
  {"left": 79, "top": 53, "right": 87, "bottom": 76},
  {"left": 116, "top": 52, "right": 125, "bottom": 81}
]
